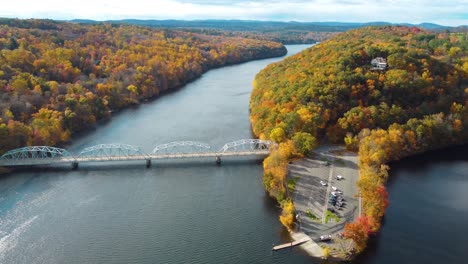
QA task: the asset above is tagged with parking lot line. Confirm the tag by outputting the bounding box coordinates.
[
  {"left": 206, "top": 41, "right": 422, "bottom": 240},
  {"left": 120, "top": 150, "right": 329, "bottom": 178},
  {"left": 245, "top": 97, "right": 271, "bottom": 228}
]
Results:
[{"left": 322, "top": 164, "right": 333, "bottom": 223}]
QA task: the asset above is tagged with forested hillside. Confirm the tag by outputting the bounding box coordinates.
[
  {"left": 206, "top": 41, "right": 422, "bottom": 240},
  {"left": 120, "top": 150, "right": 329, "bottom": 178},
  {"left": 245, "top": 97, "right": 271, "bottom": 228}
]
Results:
[
  {"left": 72, "top": 19, "right": 467, "bottom": 44},
  {"left": 0, "top": 18, "right": 286, "bottom": 154},
  {"left": 250, "top": 26, "right": 468, "bottom": 250}
]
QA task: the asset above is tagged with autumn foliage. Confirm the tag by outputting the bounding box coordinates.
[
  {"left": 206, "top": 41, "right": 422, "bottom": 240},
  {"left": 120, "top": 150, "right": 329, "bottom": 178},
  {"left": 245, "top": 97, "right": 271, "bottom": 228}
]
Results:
[
  {"left": 250, "top": 26, "right": 467, "bottom": 246},
  {"left": 0, "top": 18, "right": 287, "bottom": 154},
  {"left": 344, "top": 215, "right": 374, "bottom": 253},
  {"left": 279, "top": 199, "right": 295, "bottom": 230}
]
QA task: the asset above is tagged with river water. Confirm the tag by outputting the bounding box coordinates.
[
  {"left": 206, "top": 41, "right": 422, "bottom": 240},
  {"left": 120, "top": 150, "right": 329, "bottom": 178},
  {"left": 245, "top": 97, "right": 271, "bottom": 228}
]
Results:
[
  {"left": 0, "top": 45, "right": 313, "bottom": 264},
  {"left": 358, "top": 145, "right": 468, "bottom": 264},
  {"left": 1, "top": 44, "right": 467, "bottom": 264}
]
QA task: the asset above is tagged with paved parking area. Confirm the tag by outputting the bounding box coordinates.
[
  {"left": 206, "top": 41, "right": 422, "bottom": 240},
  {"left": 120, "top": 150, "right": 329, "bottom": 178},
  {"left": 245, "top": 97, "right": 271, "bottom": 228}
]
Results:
[{"left": 289, "top": 146, "right": 359, "bottom": 248}]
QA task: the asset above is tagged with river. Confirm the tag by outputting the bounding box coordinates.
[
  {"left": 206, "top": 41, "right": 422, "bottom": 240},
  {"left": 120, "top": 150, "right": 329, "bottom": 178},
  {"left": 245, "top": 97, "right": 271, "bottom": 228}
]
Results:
[
  {"left": 0, "top": 45, "right": 313, "bottom": 264},
  {"left": 1, "top": 44, "right": 466, "bottom": 264}
]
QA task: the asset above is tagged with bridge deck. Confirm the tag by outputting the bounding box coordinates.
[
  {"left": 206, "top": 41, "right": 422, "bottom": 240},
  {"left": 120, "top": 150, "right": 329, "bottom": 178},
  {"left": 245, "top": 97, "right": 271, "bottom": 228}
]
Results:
[{"left": 0, "top": 151, "right": 270, "bottom": 167}]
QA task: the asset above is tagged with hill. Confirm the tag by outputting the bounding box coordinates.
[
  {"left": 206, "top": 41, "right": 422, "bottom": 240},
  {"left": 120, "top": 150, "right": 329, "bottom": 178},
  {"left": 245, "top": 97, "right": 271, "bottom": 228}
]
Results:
[
  {"left": 250, "top": 26, "right": 467, "bottom": 252},
  {"left": 69, "top": 19, "right": 468, "bottom": 44}
]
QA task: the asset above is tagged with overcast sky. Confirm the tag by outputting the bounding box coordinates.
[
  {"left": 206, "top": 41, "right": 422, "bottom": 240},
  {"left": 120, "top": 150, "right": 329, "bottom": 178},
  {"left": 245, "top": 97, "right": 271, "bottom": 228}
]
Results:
[{"left": 1, "top": 0, "right": 467, "bottom": 26}]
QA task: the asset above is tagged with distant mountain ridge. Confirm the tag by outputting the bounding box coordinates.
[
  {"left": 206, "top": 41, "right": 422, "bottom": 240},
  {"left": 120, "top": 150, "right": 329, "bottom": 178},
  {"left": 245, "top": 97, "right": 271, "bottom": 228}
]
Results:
[{"left": 68, "top": 19, "right": 467, "bottom": 32}]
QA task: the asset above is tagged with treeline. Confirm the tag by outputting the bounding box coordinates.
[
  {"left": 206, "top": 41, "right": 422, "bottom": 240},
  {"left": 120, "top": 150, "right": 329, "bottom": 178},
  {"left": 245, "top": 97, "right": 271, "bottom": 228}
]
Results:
[
  {"left": 249, "top": 26, "right": 467, "bottom": 245},
  {"left": 0, "top": 18, "right": 287, "bottom": 154},
  {"left": 184, "top": 29, "right": 338, "bottom": 44}
]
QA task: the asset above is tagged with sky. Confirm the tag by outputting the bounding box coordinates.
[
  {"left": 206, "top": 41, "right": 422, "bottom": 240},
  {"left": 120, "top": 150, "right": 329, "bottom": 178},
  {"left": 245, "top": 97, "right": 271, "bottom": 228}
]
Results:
[{"left": 0, "top": 0, "right": 467, "bottom": 26}]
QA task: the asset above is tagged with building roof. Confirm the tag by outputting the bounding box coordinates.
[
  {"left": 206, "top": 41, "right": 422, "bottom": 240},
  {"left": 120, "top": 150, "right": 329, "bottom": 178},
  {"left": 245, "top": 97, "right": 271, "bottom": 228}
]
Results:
[{"left": 371, "top": 57, "right": 387, "bottom": 64}]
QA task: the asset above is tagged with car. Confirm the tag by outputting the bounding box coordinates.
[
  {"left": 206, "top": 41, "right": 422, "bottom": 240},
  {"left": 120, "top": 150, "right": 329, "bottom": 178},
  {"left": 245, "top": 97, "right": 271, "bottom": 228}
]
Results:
[
  {"left": 336, "top": 175, "right": 343, "bottom": 180},
  {"left": 331, "top": 186, "right": 339, "bottom": 191},
  {"left": 320, "top": 180, "right": 327, "bottom": 186},
  {"left": 320, "top": 235, "right": 332, "bottom": 241}
]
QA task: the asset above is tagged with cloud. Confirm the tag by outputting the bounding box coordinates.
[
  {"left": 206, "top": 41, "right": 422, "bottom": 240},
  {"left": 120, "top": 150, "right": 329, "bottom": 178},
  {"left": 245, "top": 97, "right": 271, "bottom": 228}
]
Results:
[{"left": 0, "top": 0, "right": 466, "bottom": 26}]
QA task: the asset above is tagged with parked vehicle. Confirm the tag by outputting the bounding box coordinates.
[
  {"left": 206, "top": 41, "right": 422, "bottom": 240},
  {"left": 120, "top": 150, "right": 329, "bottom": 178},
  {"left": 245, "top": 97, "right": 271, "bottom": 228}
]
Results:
[
  {"left": 336, "top": 175, "right": 343, "bottom": 180},
  {"left": 320, "top": 180, "right": 327, "bottom": 186},
  {"left": 320, "top": 235, "right": 332, "bottom": 241}
]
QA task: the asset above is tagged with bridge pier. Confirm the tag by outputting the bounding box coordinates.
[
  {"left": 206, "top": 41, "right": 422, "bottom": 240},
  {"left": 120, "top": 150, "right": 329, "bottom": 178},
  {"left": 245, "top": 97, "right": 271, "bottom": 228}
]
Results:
[
  {"left": 215, "top": 156, "right": 221, "bottom": 165},
  {"left": 146, "top": 159, "right": 152, "bottom": 168},
  {"left": 71, "top": 161, "right": 79, "bottom": 170}
]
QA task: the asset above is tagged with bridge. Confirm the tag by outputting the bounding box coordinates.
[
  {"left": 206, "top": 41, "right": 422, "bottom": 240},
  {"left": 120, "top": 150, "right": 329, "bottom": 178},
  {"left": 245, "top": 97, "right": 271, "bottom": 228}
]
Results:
[{"left": 0, "top": 139, "right": 275, "bottom": 169}]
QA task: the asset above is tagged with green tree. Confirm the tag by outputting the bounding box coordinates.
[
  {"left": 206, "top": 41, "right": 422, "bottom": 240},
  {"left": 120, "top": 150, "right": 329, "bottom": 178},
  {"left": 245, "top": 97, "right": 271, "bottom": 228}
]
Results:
[
  {"left": 270, "top": 127, "right": 286, "bottom": 143},
  {"left": 292, "top": 132, "right": 317, "bottom": 155}
]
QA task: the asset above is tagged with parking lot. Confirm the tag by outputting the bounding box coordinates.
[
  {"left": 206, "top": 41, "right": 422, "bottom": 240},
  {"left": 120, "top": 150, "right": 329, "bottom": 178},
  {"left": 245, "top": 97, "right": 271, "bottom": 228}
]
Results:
[{"left": 289, "top": 146, "right": 359, "bottom": 251}]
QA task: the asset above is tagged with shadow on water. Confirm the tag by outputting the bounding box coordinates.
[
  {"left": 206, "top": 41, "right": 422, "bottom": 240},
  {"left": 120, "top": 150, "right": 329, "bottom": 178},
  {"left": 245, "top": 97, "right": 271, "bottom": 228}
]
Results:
[
  {"left": 351, "top": 234, "right": 383, "bottom": 264},
  {"left": 386, "top": 143, "right": 468, "bottom": 187},
  {"left": 4, "top": 158, "right": 264, "bottom": 174}
]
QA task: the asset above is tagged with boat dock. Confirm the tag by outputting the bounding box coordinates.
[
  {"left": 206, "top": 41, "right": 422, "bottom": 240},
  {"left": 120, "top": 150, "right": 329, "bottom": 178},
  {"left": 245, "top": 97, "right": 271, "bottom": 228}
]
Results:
[{"left": 272, "top": 237, "right": 311, "bottom": 251}]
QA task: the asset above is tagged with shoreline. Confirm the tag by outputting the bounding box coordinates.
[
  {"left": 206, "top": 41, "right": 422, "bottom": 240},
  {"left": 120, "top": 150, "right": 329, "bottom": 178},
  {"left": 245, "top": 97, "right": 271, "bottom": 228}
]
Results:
[{"left": 0, "top": 46, "right": 288, "bottom": 159}]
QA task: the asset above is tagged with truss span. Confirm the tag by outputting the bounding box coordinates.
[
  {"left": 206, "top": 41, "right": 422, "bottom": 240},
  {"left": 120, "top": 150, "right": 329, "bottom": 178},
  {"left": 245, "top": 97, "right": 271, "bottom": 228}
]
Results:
[
  {"left": 0, "top": 146, "right": 72, "bottom": 160},
  {"left": 219, "top": 139, "right": 275, "bottom": 153},
  {"left": 79, "top": 143, "right": 147, "bottom": 158},
  {"left": 152, "top": 141, "right": 211, "bottom": 155}
]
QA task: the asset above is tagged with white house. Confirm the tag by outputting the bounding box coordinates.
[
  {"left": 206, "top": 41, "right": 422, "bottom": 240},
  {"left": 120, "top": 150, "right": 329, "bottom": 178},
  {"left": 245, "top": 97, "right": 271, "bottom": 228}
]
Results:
[{"left": 371, "top": 57, "right": 387, "bottom": 70}]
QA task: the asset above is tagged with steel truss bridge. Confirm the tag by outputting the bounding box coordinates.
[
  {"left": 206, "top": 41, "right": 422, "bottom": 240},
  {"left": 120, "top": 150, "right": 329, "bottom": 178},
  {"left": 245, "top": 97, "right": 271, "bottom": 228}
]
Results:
[{"left": 0, "top": 139, "right": 275, "bottom": 169}]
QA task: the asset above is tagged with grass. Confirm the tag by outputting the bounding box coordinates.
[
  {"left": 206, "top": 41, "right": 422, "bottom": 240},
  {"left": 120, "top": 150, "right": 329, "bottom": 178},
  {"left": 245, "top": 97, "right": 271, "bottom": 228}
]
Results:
[
  {"left": 324, "top": 209, "right": 340, "bottom": 224},
  {"left": 306, "top": 210, "right": 321, "bottom": 222},
  {"left": 287, "top": 176, "right": 299, "bottom": 193}
]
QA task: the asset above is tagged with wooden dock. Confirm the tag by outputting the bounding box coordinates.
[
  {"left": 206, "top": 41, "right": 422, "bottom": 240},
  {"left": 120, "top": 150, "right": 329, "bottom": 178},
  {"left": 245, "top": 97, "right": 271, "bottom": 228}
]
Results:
[{"left": 272, "top": 237, "right": 311, "bottom": 251}]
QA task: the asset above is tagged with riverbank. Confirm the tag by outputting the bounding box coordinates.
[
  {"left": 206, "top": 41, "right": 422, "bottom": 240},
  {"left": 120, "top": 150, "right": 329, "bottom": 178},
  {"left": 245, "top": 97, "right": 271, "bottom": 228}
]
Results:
[{"left": 288, "top": 145, "right": 360, "bottom": 259}]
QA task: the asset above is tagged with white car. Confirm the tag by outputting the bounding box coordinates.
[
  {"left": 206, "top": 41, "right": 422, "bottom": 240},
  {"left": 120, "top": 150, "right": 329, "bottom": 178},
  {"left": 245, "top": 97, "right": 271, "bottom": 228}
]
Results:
[
  {"left": 331, "top": 186, "right": 338, "bottom": 191},
  {"left": 320, "top": 234, "right": 332, "bottom": 241},
  {"left": 320, "top": 180, "right": 327, "bottom": 186},
  {"left": 336, "top": 175, "right": 343, "bottom": 180}
]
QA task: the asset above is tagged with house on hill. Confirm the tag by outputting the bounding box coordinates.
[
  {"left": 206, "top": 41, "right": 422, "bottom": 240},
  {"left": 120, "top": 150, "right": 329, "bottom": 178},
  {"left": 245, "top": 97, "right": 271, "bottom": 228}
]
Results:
[{"left": 371, "top": 57, "right": 387, "bottom": 70}]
